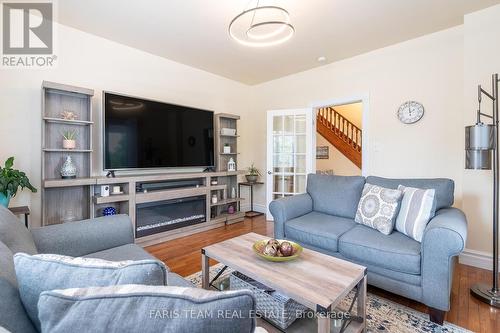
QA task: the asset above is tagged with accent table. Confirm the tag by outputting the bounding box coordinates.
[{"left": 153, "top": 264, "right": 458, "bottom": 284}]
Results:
[
  {"left": 201, "top": 232, "right": 367, "bottom": 333},
  {"left": 9, "top": 206, "right": 30, "bottom": 228},
  {"left": 238, "top": 181, "right": 264, "bottom": 217}
]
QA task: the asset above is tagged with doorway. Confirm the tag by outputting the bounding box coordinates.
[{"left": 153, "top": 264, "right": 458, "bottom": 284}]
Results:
[{"left": 316, "top": 101, "right": 363, "bottom": 176}]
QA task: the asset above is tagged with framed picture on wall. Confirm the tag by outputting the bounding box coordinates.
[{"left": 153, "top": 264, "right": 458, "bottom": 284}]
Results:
[{"left": 316, "top": 146, "right": 329, "bottom": 159}]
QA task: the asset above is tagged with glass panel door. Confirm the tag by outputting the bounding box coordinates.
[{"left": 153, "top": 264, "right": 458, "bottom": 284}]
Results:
[{"left": 266, "top": 109, "right": 314, "bottom": 219}]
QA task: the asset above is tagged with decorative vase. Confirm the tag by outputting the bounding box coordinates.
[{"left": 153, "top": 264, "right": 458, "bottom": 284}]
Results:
[
  {"left": 245, "top": 175, "right": 258, "bottom": 183},
  {"left": 0, "top": 192, "right": 11, "bottom": 208},
  {"left": 228, "top": 205, "right": 235, "bottom": 214},
  {"left": 60, "top": 156, "right": 77, "bottom": 179},
  {"left": 103, "top": 207, "right": 117, "bottom": 216},
  {"left": 62, "top": 139, "right": 76, "bottom": 149}
]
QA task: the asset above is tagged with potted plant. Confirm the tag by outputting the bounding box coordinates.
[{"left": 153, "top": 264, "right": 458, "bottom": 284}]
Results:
[
  {"left": 223, "top": 143, "right": 231, "bottom": 154},
  {"left": 0, "top": 157, "right": 37, "bottom": 207},
  {"left": 62, "top": 130, "right": 77, "bottom": 149},
  {"left": 246, "top": 163, "right": 261, "bottom": 183}
]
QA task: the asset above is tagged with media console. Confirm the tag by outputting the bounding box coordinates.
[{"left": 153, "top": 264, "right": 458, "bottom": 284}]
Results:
[{"left": 43, "top": 170, "right": 245, "bottom": 246}]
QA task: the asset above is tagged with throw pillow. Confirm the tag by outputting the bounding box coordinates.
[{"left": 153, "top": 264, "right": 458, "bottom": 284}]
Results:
[
  {"left": 355, "top": 184, "right": 403, "bottom": 235},
  {"left": 395, "top": 185, "right": 436, "bottom": 242},
  {"left": 14, "top": 253, "right": 167, "bottom": 330},
  {"left": 38, "top": 284, "right": 256, "bottom": 333}
]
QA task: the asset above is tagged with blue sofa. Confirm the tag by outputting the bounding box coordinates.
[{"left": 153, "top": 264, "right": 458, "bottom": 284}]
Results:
[
  {"left": 0, "top": 206, "right": 255, "bottom": 333},
  {"left": 269, "top": 174, "right": 467, "bottom": 324}
]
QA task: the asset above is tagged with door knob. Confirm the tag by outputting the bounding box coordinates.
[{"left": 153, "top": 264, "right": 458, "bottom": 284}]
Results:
[{"left": 267, "top": 171, "right": 272, "bottom": 175}]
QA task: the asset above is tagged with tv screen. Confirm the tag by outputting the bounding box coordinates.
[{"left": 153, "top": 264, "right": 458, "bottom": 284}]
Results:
[{"left": 104, "top": 92, "right": 214, "bottom": 170}]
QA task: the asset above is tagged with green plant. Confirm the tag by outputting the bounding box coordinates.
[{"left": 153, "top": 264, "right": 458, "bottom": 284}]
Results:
[
  {"left": 247, "top": 163, "right": 261, "bottom": 176},
  {"left": 62, "top": 129, "right": 77, "bottom": 140},
  {"left": 0, "top": 157, "right": 37, "bottom": 198},
  {"left": 224, "top": 143, "right": 230, "bottom": 147}
]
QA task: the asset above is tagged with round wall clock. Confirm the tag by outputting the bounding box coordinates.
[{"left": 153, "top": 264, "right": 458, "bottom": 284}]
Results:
[{"left": 397, "top": 101, "right": 424, "bottom": 124}]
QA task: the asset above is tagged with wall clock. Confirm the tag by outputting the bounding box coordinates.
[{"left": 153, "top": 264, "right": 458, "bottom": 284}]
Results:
[{"left": 397, "top": 101, "right": 424, "bottom": 124}]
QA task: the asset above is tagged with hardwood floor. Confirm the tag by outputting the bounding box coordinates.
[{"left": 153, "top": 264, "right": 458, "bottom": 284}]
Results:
[{"left": 145, "top": 216, "right": 500, "bottom": 332}]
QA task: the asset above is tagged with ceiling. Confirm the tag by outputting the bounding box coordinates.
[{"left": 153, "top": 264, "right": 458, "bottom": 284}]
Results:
[{"left": 57, "top": 0, "right": 500, "bottom": 85}]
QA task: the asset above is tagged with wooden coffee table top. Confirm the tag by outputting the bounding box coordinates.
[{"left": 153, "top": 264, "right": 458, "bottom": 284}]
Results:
[{"left": 202, "top": 232, "right": 366, "bottom": 310}]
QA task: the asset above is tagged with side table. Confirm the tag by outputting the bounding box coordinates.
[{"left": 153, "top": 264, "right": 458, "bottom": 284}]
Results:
[
  {"left": 9, "top": 206, "right": 30, "bottom": 228},
  {"left": 238, "top": 182, "right": 264, "bottom": 218}
]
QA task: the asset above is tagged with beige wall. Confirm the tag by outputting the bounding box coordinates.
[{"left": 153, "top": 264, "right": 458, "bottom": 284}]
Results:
[
  {"left": 243, "top": 25, "right": 465, "bottom": 218},
  {"left": 331, "top": 102, "right": 363, "bottom": 128},
  {"left": 0, "top": 23, "right": 251, "bottom": 227},
  {"left": 462, "top": 5, "right": 500, "bottom": 255},
  {"left": 316, "top": 133, "right": 362, "bottom": 176}
]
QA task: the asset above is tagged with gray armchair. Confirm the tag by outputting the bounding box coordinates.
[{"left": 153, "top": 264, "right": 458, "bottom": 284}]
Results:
[{"left": 0, "top": 206, "right": 256, "bottom": 333}]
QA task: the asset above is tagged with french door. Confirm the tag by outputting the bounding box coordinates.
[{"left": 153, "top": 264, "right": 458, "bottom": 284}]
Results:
[{"left": 266, "top": 109, "right": 315, "bottom": 220}]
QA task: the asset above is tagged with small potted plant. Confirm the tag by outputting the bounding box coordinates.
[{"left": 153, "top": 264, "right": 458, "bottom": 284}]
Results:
[
  {"left": 246, "top": 163, "right": 261, "bottom": 183},
  {"left": 223, "top": 143, "right": 231, "bottom": 154},
  {"left": 0, "top": 157, "right": 37, "bottom": 207},
  {"left": 62, "top": 130, "right": 77, "bottom": 149}
]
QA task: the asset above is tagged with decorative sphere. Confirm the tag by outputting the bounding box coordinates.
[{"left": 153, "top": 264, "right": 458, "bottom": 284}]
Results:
[
  {"left": 263, "top": 244, "right": 278, "bottom": 257},
  {"left": 267, "top": 239, "right": 280, "bottom": 247},
  {"left": 103, "top": 207, "right": 117, "bottom": 216},
  {"left": 280, "top": 241, "right": 293, "bottom": 257}
]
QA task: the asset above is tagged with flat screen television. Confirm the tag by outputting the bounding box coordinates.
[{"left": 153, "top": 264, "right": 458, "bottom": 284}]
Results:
[{"left": 103, "top": 92, "right": 214, "bottom": 170}]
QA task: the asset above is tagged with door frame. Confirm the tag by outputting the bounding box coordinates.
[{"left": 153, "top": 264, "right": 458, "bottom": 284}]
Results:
[
  {"left": 266, "top": 108, "right": 315, "bottom": 220},
  {"left": 310, "top": 93, "right": 370, "bottom": 176}
]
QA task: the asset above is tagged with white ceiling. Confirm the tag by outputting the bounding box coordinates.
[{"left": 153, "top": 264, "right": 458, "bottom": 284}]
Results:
[{"left": 57, "top": 0, "right": 500, "bottom": 85}]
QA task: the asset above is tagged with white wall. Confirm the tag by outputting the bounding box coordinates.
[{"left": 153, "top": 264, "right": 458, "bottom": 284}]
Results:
[
  {"left": 243, "top": 26, "right": 464, "bottom": 216},
  {"left": 0, "top": 23, "right": 251, "bottom": 227},
  {"left": 461, "top": 5, "right": 500, "bottom": 255},
  {"left": 316, "top": 133, "right": 361, "bottom": 176}
]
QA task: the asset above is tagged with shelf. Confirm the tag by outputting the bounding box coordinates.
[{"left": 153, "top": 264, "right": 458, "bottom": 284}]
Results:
[
  {"left": 44, "top": 178, "right": 96, "bottom": 188},
  {"left": 43, "top": 148, "right": 93, "bottom": 153},
  {"left": 210, "top": 198, "right": 244, "bottom": 207},
  {"left": 220, "top": 134, "right": 240, "bottom": 138},
  {"left": 93, "top": 194, "right": 130, "bottom": 204},
  {"left": 43, "top": 117, "right": 93, "bottom": 125},
  {"left": 210, "top": 184, "right": 227, "bottom": 191},
  {"left": 219, "top": 152, "right": 239, "bottom": 155},
  {"left": 211, "top": 211, "right": 245, "bottom": 224}
]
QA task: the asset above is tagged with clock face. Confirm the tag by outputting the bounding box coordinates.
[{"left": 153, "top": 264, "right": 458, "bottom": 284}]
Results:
[{"left": 397, "top": 101, "right": 424, "bottom": 124}]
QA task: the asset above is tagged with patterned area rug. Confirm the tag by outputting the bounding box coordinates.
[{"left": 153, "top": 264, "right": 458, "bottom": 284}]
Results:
[{"left": 186, "top": 264, "right": 471, "bottom": 333}]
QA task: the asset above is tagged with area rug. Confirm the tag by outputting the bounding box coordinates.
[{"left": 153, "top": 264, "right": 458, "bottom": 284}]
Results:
[{"left": 186, "top": 264, "right": 471, "bottom": 333}]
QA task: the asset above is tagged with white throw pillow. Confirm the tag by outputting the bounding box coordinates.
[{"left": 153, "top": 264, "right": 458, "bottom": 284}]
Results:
[
  {"left": 395, "top": 185, "right": 436, "bottom": 242},
  {"left": 355, "top": 184, "right": 403, "bottom": 235}
]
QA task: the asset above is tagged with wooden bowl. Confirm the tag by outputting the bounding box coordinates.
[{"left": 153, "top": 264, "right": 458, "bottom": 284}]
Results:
[{"left": 252, "top": 239, "right": 303, "bottom": 262}]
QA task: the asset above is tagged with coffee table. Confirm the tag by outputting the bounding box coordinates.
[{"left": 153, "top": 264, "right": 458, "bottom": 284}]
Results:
[{"left": 201, "top": 232, "right": 367, "bottom": 333}]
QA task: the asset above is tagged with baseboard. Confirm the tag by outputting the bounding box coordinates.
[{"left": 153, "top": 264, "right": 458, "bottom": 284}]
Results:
[
  {"left": 459, "top": 248, "right": 500, "bottom": 272},
  {"left": 239, "top": 203, "right": 266, "bottom": 214}
]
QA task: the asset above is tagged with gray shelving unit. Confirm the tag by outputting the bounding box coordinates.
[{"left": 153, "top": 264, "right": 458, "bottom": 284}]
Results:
[{"left": 41, "top": 81, "right": 94, "bottom": 226}]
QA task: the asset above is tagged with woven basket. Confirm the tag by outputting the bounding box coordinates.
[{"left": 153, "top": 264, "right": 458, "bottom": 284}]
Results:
[{"left": 230, "top": 271, "right": 308, "bottom": 329}]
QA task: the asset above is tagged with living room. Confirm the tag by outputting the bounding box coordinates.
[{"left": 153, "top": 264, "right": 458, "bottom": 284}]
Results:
[{"left": 0, "top": 1, "right": 499, "bottom": 332}]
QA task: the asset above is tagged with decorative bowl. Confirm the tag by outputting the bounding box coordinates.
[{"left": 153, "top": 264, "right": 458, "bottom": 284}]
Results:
[{"left": 252, "top": 239, "right": 303, "bottom": 262}]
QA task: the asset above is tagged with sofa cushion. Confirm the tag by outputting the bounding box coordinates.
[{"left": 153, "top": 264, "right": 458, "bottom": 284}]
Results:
[
  {"left": 84, "top": 244, "right": 193, "bottom": 287},
  {"left": 366, "top": 176, "right": 454, "bottom": 211},
  {"left": 307, "top": 174, "right": 366, "bottom": 218},
  {"left": 0, "top": 241, "right": 17, "bottom": 287},
  {"left": 0, "top": 206, "right": 37, "bottom": 255},
  {"left": 0, "top": 279, "right": 36, "bottom": 333},
  {"left": 84, "top": 244, "right": 156, "bottom": 261},
  {"left": 14, "top": 253, "right": 168, "bottom": 330},
  {"left": 355, "top": 184, "right": 403, "bottom": 235},
  {"left": 339, "top": 225, "right": 421, "bottom": 275},
  {"left": 285, "top": 212, "right": 357, "bottom": 252},
  {"left": 38, "top": 285, "right": 256, "bottom": 333},
  {"left": 396, "top": 185, "right": 436, "bottom": 242}
]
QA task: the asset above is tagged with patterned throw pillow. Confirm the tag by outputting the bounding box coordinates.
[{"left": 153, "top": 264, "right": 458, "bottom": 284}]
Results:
[
  {"left": 13, "top": 253, "right": 167, "bottom": 330},
  {"left": 395, "top": 185, "right": 436, "bottom": 242},
  {"left": 355, "top": 184, "right": 403, "bottom": 235}
]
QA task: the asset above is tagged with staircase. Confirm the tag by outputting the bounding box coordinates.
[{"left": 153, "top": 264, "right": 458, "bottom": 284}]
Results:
[{"left": 317, "top": 107, "right": 362, "bottom": 168}]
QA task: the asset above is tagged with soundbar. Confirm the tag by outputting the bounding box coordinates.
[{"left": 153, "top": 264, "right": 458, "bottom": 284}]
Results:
[{"left": 136, "top": 178, "right": 204, "bottom": 193}]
